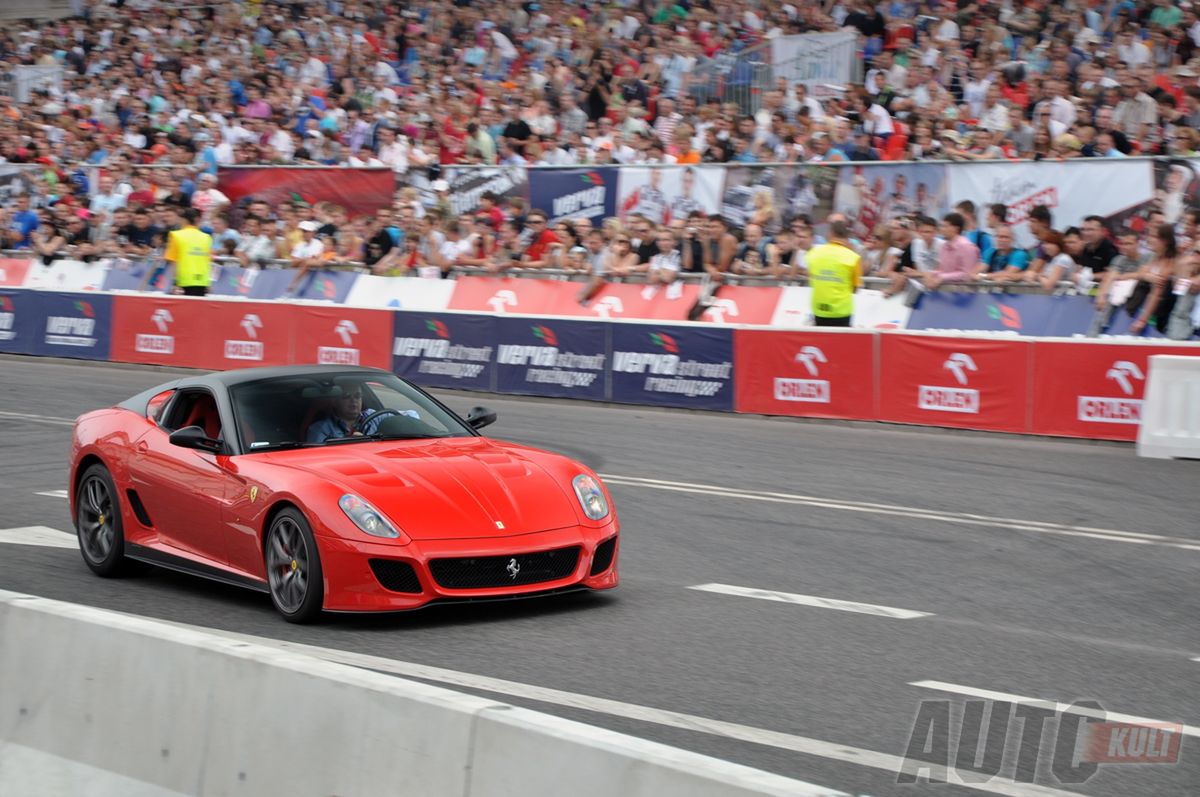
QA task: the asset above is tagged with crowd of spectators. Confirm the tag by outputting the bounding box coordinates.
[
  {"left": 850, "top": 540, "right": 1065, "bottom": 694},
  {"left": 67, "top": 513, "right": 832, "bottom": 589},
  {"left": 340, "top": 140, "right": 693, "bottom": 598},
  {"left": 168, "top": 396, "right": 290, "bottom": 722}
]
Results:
[{"left": 0, "top": 0, "right": 1198, "bottom": 335}]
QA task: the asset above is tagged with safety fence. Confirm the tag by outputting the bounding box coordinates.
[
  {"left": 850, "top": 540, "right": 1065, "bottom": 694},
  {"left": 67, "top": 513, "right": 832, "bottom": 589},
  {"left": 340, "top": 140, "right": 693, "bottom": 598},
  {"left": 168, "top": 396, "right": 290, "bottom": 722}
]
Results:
[
  {"left": 5, "top": 256, "right": 1184, "bottom": 338},
  {"left": 2, "top": 288, "right": 1196, "bottom": 442},
  {"left": 11, "top": 155, "right": 1200, "bottom": 258}
]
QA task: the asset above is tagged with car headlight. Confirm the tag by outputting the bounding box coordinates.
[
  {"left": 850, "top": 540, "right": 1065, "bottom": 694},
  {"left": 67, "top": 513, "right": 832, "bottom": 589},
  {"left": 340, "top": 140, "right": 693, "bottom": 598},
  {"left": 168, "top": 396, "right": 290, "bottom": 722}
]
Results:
[
  {"left": 572, "top": 474, "right": 609, "bottom": 521},
  {"left": 339, "top": 494, "right": 402, "bottom": 539}
]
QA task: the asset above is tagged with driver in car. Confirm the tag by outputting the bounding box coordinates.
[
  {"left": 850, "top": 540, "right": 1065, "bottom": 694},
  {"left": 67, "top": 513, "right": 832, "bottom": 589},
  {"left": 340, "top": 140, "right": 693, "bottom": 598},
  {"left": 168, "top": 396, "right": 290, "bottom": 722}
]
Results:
[{"left": 306, "top": 387, "right": 418, "bottom": 443}]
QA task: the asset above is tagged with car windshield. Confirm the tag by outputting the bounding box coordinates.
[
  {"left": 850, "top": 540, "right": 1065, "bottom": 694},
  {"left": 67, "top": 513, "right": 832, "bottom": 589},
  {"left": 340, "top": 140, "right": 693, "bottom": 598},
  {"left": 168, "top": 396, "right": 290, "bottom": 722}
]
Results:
[{"left": 230, "top": 372, "right": 473, "bottom": 452}]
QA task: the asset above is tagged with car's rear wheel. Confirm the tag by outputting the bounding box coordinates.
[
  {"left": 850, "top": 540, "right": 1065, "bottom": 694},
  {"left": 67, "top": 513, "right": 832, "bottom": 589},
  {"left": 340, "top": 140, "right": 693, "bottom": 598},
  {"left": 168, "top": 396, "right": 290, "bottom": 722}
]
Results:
[
  {"left": 76, "top": 464, "right": 132, "bottom": 577},
  {"left": 265, "top": 508, "right": 324, "bottom": 623}
]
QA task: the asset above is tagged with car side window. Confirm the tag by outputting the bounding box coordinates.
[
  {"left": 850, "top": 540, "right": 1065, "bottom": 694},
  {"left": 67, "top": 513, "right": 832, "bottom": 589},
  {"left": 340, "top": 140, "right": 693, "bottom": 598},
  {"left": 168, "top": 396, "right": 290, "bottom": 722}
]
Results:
[
  {"left": 147, "top": 389, "right": 174, "bottom": 423},
  {"left": 162, "top": 390, "right": 223, "bottom": 440}
]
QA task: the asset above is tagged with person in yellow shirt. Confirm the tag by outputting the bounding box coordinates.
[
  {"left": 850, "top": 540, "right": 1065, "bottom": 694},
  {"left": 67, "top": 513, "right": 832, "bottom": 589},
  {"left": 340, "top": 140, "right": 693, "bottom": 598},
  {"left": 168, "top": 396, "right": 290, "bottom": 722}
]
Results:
[
  {"left": 165, "top": 208, "right": 214, "bottom": 296},
  {"left": 806, "top": 218, "right": 862, "bottom": 327}
]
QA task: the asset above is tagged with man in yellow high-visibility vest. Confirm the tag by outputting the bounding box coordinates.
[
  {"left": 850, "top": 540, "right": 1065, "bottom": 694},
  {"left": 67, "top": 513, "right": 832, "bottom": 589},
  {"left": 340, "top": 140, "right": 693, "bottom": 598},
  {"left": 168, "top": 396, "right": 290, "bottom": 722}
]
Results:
[
  {"left": 805, "top": 218, "right": 862, "bottom": 327},
  {"left": 165, "top": 207, "right": 214, "bottom": 297}
]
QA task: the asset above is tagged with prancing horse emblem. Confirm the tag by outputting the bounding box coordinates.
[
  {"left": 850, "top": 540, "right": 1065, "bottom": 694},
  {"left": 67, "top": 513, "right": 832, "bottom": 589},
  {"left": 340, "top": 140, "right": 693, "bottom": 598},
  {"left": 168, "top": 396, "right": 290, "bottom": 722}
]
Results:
[{"left": 506, "top": 558, "right": 520, "bottom": 579}]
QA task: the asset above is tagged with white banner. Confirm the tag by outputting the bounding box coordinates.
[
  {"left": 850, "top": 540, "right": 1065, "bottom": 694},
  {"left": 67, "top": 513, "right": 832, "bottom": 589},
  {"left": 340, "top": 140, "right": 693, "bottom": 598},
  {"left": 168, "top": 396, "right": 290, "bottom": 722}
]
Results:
[
  {"left": 7, "top": 65, "right": 64, "bottom": 103},
  {"left": 946, "top": 160, "right": 1155, "bottom": 248},
  {"left": 769, "top": 286, "right": 911, "bottom": 329},
  {"left": 24, "top": 259, "right": 108, "bottom": 292},
  {"left": 769, "top": 31, "right": 858, "bottom": 89},
  {"left": 343, "top": 275, "right": 455, "bottom": 310}
]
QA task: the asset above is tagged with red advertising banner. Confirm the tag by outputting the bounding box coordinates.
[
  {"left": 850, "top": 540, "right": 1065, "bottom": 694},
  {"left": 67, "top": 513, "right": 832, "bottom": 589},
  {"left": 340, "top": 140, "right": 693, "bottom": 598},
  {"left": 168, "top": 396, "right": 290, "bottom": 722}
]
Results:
[
  {"left": 217, "top": 167, "right": 394, "bottom": 218},
  {"left": 291, "top": 305, "right": 393, "bottom": 369},
  {"left": 111, "top": 296, "right": 214, "bottom": 368},
  {"left": 447, "top": 276, "right": 573, "bottom": 315},
  {"left": 1030, "top": 341, "right": 1200, "bottom": 441},
  {"left": 877, "top": 333, "right": 1032, "bottom": 433},
  {"left": 447, "top": 276, "right": 703, "bottom": 321},
  {"left": 0, "top": 258, "right": 32, "bottom": 287},
  {"left": 735, "top": 329, "right": 876, "bottom": 420},
  {"left": 111, "top": 296, "right": 293, "bottom": 370},
  {"left": 698, "top": 286, "right": 783, "bottom": 326}
]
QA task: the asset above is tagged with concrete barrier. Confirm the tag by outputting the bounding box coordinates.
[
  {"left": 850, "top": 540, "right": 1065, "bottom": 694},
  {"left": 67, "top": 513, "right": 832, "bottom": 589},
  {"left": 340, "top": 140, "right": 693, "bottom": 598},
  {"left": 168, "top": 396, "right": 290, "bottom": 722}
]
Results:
[
  {"left": 0, "top": 590, "right": 846, "bottom": 797},
  {"left": 1137, "top": 355, "right": 1200, "bottom": 459}
]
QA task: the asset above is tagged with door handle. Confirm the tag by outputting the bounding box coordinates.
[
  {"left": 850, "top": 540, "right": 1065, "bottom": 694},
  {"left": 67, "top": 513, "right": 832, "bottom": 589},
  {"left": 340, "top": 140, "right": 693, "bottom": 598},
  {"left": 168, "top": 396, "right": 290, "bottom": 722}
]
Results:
[{"left": 136, "top": 441, "right": 149, "bottom": 453}]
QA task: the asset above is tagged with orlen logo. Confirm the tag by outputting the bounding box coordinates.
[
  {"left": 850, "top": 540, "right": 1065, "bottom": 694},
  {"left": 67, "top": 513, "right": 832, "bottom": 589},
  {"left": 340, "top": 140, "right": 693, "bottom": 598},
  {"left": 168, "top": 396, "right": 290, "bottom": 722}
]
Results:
[
  {"left": 488, "top": 290, "right": 517, "bottom": 313},
  {"left": 774, "top": 346, "right": 830, "bottom": 404},
  {"left": 0, "top": 296, "right": 14, "bottom": 341},
  {"left": 317, "top": 319, "right": 360, "bottom": 365},
  {"left": 613, "top": 332, "right": 680, "bottom": 374},
  {"left": 591, "top": 296, "right": 624, "bottom": 319},
  {"left": 223, "top": 313, "right": 264, "bottom": 361},
  {"left": 45, "top": 301, "right": 97, "bottom": 347},
  {"left": 702, "top": 298, "right": 741, "bottom": 324},
  {"left": 135, "top": 308, "right": 175, "bottom": 354},
  {"left": 1078, "top": 360, "right": 1144, "bottom": 424},
  {"left": 918, "top": 352, "right": 980, "bottom": 414}
]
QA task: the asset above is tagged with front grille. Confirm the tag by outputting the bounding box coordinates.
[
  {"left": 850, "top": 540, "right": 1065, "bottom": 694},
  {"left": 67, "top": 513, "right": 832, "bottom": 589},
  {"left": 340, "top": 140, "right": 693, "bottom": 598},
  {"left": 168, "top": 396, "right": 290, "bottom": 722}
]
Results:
[
  {"left": 369, "top": 559, "right": 423, "bottom": 593},
  {"left": 589, "top": 536, "right": 617, "bottom": 576},
  {"left": 429, "top": 545, "right": 580, "bottom": 589}
]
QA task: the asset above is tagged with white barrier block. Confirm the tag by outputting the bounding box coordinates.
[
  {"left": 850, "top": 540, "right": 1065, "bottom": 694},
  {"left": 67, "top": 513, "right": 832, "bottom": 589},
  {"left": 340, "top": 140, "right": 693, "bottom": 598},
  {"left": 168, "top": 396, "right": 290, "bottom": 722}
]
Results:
[
  {"left": 468, "top": 704, "right": 848, "bottom": 797},
  {"left": 0, "top": 590, "right": 846, "bottom": 797},
  {"left": 1137, "top": 355, "right": 1200, "bottom": 459}
]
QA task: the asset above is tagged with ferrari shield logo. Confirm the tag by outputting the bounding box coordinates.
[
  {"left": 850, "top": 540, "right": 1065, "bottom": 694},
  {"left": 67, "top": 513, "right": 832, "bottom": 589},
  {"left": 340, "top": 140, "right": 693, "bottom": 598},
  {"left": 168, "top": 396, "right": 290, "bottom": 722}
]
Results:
[{"left": 249, "top": 486, "right": 258, "bottom": 502}]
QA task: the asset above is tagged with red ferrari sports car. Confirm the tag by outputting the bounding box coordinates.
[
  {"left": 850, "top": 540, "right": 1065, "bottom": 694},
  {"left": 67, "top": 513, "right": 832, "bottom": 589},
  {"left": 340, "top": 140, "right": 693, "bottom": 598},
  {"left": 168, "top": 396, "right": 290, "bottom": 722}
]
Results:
[{"left": 69, "top": 365, "right": 619, "bottom": 622}]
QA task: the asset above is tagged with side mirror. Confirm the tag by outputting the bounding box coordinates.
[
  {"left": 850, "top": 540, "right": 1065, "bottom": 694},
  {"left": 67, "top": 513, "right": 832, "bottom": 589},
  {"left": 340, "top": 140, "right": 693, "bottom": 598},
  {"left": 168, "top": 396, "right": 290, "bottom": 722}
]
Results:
[
  {"left": 465, "top": 406, "right": 497, "bottom": 431},
  {"left": 169, "top": 425, "right": 223, "bottom": 454}
]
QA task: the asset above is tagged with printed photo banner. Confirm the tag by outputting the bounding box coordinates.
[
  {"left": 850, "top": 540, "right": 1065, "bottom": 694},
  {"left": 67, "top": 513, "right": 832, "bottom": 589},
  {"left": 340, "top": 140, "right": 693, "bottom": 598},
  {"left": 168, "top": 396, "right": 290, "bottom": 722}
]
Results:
[
  {"left": 945, "top": 160, "right": 1155, "bottom": 248},
  {"left": 616, "top": 166, "right": 725, "bottom": 226}
]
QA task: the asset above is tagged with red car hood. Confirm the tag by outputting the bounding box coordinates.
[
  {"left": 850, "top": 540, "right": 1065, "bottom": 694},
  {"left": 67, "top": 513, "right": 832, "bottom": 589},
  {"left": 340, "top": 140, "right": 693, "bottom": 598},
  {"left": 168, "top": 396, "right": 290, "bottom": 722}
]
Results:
[{"left": 276, "top": 437, "right": 580, "bottom": 541}]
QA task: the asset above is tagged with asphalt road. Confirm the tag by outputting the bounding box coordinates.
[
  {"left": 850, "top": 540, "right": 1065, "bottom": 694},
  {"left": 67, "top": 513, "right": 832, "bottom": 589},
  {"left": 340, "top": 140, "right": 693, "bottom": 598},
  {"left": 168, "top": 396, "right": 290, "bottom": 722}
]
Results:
[{"left": 1, "top": 355, "right": 1197, "bottom": 797}]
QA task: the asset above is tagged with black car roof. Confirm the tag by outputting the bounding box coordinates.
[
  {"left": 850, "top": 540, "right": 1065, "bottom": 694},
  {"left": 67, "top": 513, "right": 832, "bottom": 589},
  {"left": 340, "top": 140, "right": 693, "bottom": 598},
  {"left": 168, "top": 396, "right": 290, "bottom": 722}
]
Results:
[{"left": 117, "top": 365, "right": 393, "bottom": 413}]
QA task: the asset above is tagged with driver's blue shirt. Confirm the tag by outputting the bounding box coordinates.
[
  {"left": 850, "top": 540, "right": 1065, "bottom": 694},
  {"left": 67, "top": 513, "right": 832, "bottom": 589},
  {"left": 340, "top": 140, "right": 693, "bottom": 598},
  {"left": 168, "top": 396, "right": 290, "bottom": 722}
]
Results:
[{"left": 306, "top": 409, "right": 419, "bottom": 443}]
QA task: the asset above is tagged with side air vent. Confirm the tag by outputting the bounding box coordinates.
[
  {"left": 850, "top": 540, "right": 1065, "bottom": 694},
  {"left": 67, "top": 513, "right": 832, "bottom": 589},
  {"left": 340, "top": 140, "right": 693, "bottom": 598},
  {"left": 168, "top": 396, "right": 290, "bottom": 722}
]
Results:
[{"left": 126, "top": 490, "right": 154, "bottom": 527}]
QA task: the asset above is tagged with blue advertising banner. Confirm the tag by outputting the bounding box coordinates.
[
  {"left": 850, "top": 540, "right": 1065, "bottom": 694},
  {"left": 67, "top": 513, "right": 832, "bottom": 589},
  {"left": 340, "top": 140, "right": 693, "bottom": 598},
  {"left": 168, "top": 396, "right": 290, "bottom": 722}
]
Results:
[
  {"left": 392, "top": 312, "right": 497, "bottom": 392},
  {"left": 209, "top": 264, "right": 266, "bottom": 298},
  {"left": 609, "top": 323, "right": 734, "bottom": 411},
  {"left": 29, "top": 291, "right": 113, "bottom": 361},
  {"left": 529, "top": 167, "right": 618, "bottom": 226},
  {"left": 239, "top": 267, "right": 358, "bottom": 302},
  {"left": 0, "top": 289, "right": 38, "bottom": 355},
  {"left": 99, "top": 258, "right": 172, "bottom": 292},
  {"left": 494, "top": 317, "right": 608, "bottom": 400},
  {"left": 908, "top": 293, "right": 1100, "bottom": 337}
]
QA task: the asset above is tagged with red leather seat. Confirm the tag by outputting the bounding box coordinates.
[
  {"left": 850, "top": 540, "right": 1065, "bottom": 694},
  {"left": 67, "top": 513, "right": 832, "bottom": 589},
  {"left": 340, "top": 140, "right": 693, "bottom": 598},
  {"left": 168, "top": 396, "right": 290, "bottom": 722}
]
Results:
[{"left": 181, "top": 397, "right": 221, "bottom": 440}]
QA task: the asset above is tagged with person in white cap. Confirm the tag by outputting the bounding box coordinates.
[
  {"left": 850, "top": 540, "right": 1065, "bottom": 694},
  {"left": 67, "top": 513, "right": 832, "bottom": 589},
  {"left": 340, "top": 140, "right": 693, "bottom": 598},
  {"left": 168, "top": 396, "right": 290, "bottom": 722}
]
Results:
[{"left": 286, "top": 220, "right": 326, "bottom": 296}]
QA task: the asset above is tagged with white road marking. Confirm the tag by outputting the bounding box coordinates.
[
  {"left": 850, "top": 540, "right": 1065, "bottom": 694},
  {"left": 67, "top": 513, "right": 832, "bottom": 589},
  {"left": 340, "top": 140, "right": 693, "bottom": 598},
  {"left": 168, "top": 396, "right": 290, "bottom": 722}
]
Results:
[
  {"left": 142, "top": 619, "right": 1074, "bottom": 797},
  {"left": 35, "top": 489, "right": 69, "bottom": 499},
  {"left": 0, "top": 410, "right": 76, "bottom": 427},
  {"left": 0, "top": 526, "right": 77, "bottom": 549},
  {"left": 689, "top": 583, "right": 932, "bottom": 620},
  {"left": 910, "top": 680, "right": 1199, "bottom": 739},
  {"left": 600, "top": 474, "right": 1200, "bottom": 552}
]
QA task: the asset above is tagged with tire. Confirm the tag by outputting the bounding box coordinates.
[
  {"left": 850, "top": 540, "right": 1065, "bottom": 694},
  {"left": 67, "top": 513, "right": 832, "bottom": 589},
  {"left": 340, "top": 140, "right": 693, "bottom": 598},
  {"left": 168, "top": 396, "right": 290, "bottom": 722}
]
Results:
[
  {"left": 265, "top": 507, "right": 324, "bottom": 623},
  {"left": 75, "top": 464, "right": 133, "bottom": 577}
]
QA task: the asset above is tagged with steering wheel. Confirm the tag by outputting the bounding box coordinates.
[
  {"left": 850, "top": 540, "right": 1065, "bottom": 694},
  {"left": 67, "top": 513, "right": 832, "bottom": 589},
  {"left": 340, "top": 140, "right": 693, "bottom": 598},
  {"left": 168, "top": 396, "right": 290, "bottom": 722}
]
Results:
[{"left": 352, "top": 409, "right": 408, "bottom": 434}]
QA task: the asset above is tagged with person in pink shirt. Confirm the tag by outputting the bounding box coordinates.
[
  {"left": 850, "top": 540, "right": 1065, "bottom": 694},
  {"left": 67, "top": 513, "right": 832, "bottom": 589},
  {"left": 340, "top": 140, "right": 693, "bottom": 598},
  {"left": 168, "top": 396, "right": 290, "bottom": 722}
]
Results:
[{"left": 924, "top": 212, "right": 979, "bottom": 290}]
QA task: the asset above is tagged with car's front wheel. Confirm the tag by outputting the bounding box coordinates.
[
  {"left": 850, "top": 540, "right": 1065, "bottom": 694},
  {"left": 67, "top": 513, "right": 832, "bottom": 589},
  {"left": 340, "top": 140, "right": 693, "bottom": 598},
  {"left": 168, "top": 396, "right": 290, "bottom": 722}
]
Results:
[
  {"left": 265, "top": 507, "right": 324, "bottom": 623},
  {"left": 75, "top": 463, "right": 133, "bottom": 577}
]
